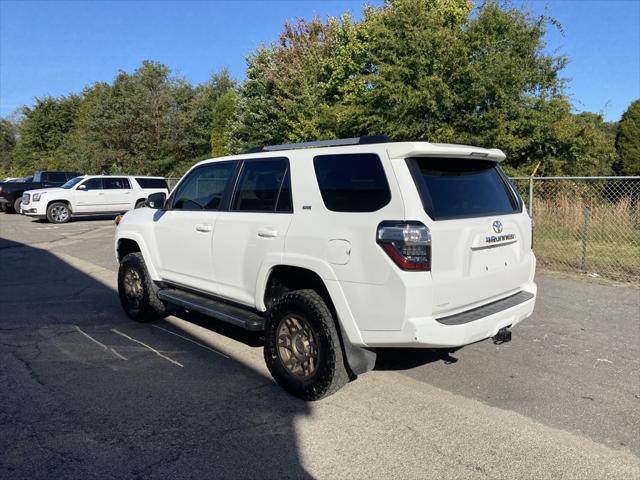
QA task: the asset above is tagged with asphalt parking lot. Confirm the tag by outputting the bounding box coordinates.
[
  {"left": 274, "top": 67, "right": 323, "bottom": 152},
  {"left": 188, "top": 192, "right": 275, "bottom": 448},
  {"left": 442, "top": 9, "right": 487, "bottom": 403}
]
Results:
[{"left": 1, "top": 213, "right": 639, "bottom": 479}]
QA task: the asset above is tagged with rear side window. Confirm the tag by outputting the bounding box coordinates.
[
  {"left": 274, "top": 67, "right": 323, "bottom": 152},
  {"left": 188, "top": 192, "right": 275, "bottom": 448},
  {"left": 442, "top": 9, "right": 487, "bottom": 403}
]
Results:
[
  {"left": 232, "top": 158, "right": 292, "bottom": 213},
  {"left": 313, "top": 153, "right": 390, "bottom": 212},
  {"left": 103, "top": 177, "right": 131, "bottom": 189},
  {"left": 408, "top": 157, "right": 520, "bottom": 220},
  {"left": 136, "top": 178, "right": 168, "bottom": 189}
]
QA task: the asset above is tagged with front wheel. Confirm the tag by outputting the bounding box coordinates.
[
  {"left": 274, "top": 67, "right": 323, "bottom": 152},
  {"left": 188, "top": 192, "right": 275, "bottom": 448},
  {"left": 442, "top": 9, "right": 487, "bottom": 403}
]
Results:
[
  {"left": 13, "top": 197, "right": 22, "bottom": 214},
  {"left": 118, "top": 252, "right": 166, "bottom": 322},
  {"left": 135, "top": 200, "right": 146, "bottom": 209},
  {"left": 264, "top": 290, "right": 349, "bottom": 401},
  {"left": 46, "top": 202, "right": 71, "bottom": 223}
]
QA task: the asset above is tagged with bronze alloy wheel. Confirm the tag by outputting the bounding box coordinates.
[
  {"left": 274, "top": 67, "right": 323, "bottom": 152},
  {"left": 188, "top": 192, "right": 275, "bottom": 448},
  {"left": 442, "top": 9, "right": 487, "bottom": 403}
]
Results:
[
  {"left": 276, "top": 315, "right": 319, "bottom": 379},
  {"left": 122, "top": 267, "right": 144, "bottom": 310}
]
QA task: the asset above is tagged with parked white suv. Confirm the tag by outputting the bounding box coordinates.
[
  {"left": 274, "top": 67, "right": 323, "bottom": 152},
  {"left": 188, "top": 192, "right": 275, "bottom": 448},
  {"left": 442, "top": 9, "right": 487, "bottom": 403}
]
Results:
[
  {"left": 115, "top": 137, "right": 536, "bottom": 400},
  {"left": 21, "top": 175, "right": 169, "bottom": 223}
]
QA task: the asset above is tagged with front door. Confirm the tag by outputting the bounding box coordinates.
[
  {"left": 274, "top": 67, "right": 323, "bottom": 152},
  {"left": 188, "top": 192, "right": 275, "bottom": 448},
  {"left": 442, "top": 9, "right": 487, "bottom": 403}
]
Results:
[
  {"left": 153, "top": 161, "right": 237, "bottom": 294},
  {"left": 74, "top": 177, "right": 108, "bottom": 212},
  {"left": 212, "top": 158, "right": 293, "bottom": 307}
]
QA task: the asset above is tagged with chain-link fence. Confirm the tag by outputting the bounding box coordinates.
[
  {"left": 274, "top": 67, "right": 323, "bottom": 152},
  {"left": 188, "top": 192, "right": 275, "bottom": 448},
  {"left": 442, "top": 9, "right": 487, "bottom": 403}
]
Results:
[
  {"left": 167, "top": 174, "right": 639, "bottom": 283},
  {"left": 168, "top": 177, "right": 180, "bottom": 190},
  {"left": 512, "top": 176, "right": 640, "bottom": 283}
]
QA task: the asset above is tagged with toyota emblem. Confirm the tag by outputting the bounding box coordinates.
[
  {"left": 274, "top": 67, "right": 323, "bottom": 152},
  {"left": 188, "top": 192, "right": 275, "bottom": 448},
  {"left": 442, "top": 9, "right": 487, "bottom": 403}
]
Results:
[{"left": 492, "top": 220, "right": 503, "bottom": 234}]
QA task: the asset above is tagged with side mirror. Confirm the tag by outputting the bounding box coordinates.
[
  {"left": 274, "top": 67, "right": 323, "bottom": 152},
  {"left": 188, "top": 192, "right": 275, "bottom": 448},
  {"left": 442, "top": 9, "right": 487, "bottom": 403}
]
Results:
[
  {"left": 146, "top": 192, "right": 166, "bottom": 209},
  {"left": 77, "top": 184, "right": 87, "bottom": 191}
]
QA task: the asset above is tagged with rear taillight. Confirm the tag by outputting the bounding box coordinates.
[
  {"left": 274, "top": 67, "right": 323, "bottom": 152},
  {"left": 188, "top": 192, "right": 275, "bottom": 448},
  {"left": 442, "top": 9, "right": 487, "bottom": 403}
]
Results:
[{"left": 377, "top": 221, "right": 431, "bottom": 271}]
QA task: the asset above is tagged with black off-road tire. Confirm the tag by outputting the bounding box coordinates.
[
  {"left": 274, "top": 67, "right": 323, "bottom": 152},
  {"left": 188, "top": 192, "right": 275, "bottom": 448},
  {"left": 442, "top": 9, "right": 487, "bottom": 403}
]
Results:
[
  {"left": 118, "top": 252, "right": 166, "bottom": 322},
  {"left": 264, "top": 289, "right": 349, "bottom": 401},
  {"left": 46, "top": 202, "right": 71, "bottom": 223},
  {"left": 135, "top": 200, "right": 146, "bottom": 209},
  {"left": 13, "top": 197, "right": 22, "bottom": 214}
]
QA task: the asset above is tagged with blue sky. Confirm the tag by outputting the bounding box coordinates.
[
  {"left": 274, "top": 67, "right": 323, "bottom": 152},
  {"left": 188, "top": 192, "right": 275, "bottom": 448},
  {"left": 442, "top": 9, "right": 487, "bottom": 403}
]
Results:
[{"left": 1, "top": 0, "right": 638, "bottom": 121}]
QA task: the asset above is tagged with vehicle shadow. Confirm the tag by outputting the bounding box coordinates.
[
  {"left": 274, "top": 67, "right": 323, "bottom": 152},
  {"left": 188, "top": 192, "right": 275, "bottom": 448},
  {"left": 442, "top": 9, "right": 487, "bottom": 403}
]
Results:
[
  {"left": 0, "top": 238, "right": 314, "bottom": 479},
  {"left": 28, "top": 214, "right": 120, "bottom": 224},
  {"left": 375, "top": 347, "right": 461, "bottom": 371}
]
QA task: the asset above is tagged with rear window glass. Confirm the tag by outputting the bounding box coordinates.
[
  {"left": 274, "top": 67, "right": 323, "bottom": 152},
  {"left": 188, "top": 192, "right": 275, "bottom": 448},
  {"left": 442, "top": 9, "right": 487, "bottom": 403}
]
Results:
[
  {"left": 103, "top": 177, "right": 131, "bottom": 189},
  {"left": 408, "top": 157, "right": 520, "bottom": 220},
  {"left": 314, "top": 153, "right": 390, "bottom": 212},
  {"left": 231, "top": 158, "right": 291, "bottom": 212},
  {"left": 136, "top": 178, "right": 168, "bottom": 189}
]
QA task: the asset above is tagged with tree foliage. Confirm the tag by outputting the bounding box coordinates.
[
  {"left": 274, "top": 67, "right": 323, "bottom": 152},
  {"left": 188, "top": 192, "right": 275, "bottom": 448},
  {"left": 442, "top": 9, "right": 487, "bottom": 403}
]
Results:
[
  {"left": 0, "top": 118, "right": 18, "bottom": 175},
  {"left": 615, "top": 99, "right": 640, "bottom": 175},
  {"left": 0, "top": 0, "right": 624, "bottom": 178}
]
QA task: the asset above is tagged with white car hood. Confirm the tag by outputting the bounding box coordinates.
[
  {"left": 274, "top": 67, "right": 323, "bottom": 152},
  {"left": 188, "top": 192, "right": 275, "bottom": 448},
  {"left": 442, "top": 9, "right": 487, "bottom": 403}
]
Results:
[{"left": 23, "top": 187, "right": 62, "bottom": 196}]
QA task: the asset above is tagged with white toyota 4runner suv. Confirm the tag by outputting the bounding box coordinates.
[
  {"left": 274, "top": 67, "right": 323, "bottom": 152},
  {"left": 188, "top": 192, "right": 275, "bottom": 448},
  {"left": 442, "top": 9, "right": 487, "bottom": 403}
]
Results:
[
  {"left": 115, "top": 137, "right": 536, "bottom": 400},
  {"left": 21, "top": 175, "right": 169, "bottom": 223}
]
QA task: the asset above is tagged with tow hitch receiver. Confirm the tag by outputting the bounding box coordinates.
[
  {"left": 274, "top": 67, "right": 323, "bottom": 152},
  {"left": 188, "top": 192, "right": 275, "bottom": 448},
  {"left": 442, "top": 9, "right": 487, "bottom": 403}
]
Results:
[{"left": 493, "top": 327, "right": 512, "bottom": 344}]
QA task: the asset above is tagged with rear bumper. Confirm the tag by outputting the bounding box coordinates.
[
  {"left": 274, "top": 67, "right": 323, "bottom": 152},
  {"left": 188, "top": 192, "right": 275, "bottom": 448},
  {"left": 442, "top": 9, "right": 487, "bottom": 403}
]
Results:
[{"left": 360, "top": 282, "right": 537, "bottom": 348}]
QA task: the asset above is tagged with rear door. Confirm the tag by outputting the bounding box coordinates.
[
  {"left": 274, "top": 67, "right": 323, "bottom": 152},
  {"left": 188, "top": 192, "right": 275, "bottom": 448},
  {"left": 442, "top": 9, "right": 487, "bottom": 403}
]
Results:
[
  {"left": 211, "top": 157, "right": 293, "bottom": 307},
  {"left": 407, "top": 157, "right": 532, "bottom": 316},
  {"left": 103, "top": 177, "right": 134, "bottom": 211}
]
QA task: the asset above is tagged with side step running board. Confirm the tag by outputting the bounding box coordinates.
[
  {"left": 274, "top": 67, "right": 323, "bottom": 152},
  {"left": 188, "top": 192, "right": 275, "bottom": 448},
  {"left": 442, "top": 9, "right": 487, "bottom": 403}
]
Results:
[{"left": 157, "top": 288, "right": 265, "bottom": 331}]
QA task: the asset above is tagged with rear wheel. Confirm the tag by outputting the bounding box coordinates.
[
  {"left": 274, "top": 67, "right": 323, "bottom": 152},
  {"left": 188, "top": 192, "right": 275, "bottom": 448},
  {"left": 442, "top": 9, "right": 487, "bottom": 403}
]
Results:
[
  {"left": 118, "top": 252, "right": 166, "bottom": 322},
  {"left": 135, "top": 200, "right": 146, "bottom": 209},
  {"left": 264, "top": 289, "right": 349, "bottom": 400},
  {"left": 46, "top": 202, "right": 71, "bottom": 223},
  {"left": 13, "top": 197, "right": 22, "bottom": 214}
]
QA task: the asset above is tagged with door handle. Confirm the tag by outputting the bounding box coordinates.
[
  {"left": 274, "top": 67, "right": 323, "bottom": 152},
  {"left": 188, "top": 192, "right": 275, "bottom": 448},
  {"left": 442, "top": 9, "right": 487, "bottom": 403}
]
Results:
[
  {"left": 257, "top": 227, "right": 278, "bottom": 238},
  {"left": 195, "top": 223, "right": 213, "bottom": 233}
]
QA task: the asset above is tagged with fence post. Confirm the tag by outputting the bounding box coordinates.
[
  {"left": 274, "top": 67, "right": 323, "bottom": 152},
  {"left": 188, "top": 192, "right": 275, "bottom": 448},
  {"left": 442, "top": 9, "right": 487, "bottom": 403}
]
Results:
[
  {"left": 580, "top": 202, "right": 591, "bottom": 272},
  {"left": 527, "top": 162, "right": 540, "bottom": 220},
  {"left": 528, "top": 179, "right": 534, "bottom": 219}
]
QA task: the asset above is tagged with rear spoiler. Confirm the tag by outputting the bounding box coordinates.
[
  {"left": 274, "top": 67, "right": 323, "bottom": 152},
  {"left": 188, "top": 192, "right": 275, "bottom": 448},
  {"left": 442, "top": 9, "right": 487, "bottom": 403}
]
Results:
[{"left": 387, "top": 142, "right": 506, "bottom": 162}]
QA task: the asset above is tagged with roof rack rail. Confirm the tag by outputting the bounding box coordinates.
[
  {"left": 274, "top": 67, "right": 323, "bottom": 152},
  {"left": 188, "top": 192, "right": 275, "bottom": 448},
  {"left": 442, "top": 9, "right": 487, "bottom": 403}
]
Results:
[{"left": 244, "top": 135, "right": 392, "bottom": 154}]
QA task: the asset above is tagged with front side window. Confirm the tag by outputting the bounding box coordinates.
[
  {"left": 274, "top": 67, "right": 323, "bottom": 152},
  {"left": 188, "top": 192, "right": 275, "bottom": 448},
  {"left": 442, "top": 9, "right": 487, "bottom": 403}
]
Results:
[
  {"left": 232, "top": 158, "right": 291, "bottom": 212},
  {"left": 408, "top": 157, "right": 520, "bottom": 220},
  {"left": 103, "top": 177, "right": 131, "bottom": 189},
  {"left": 81, "top": 178, "right": 103, "bottom": 190},
  {"left": 172, "top": 162, "right": 236, "bottom": 211},
  {"left": 313, "top": 153, "right": 391, "bottom": 212}
]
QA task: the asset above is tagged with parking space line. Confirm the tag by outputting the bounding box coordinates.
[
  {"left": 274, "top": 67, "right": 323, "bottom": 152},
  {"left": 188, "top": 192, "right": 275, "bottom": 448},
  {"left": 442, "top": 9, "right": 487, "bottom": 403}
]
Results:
[
  {"left": 111, "top": 328, "right": 184, "bottom": 367},
  {"left": 152, "top": 324, "right": 229, "bottom": 359},
  {"left": 75, "top": 326, "right": 128, "bottom": 360}
]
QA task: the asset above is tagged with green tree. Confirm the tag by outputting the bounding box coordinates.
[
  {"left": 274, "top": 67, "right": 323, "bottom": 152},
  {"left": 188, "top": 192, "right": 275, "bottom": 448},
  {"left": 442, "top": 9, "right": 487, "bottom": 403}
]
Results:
[
  {"left": 615, "top": 99, "right": 640, "bottom": 175},
  {"left": 0, "top": 118, "right": 17, "bottom": 175},
  {"left": 211, "top": 90, "right": 238, "bottom": 157},
  {"left": 12, "top": 95, "right": 81, "bottom": 173}
]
